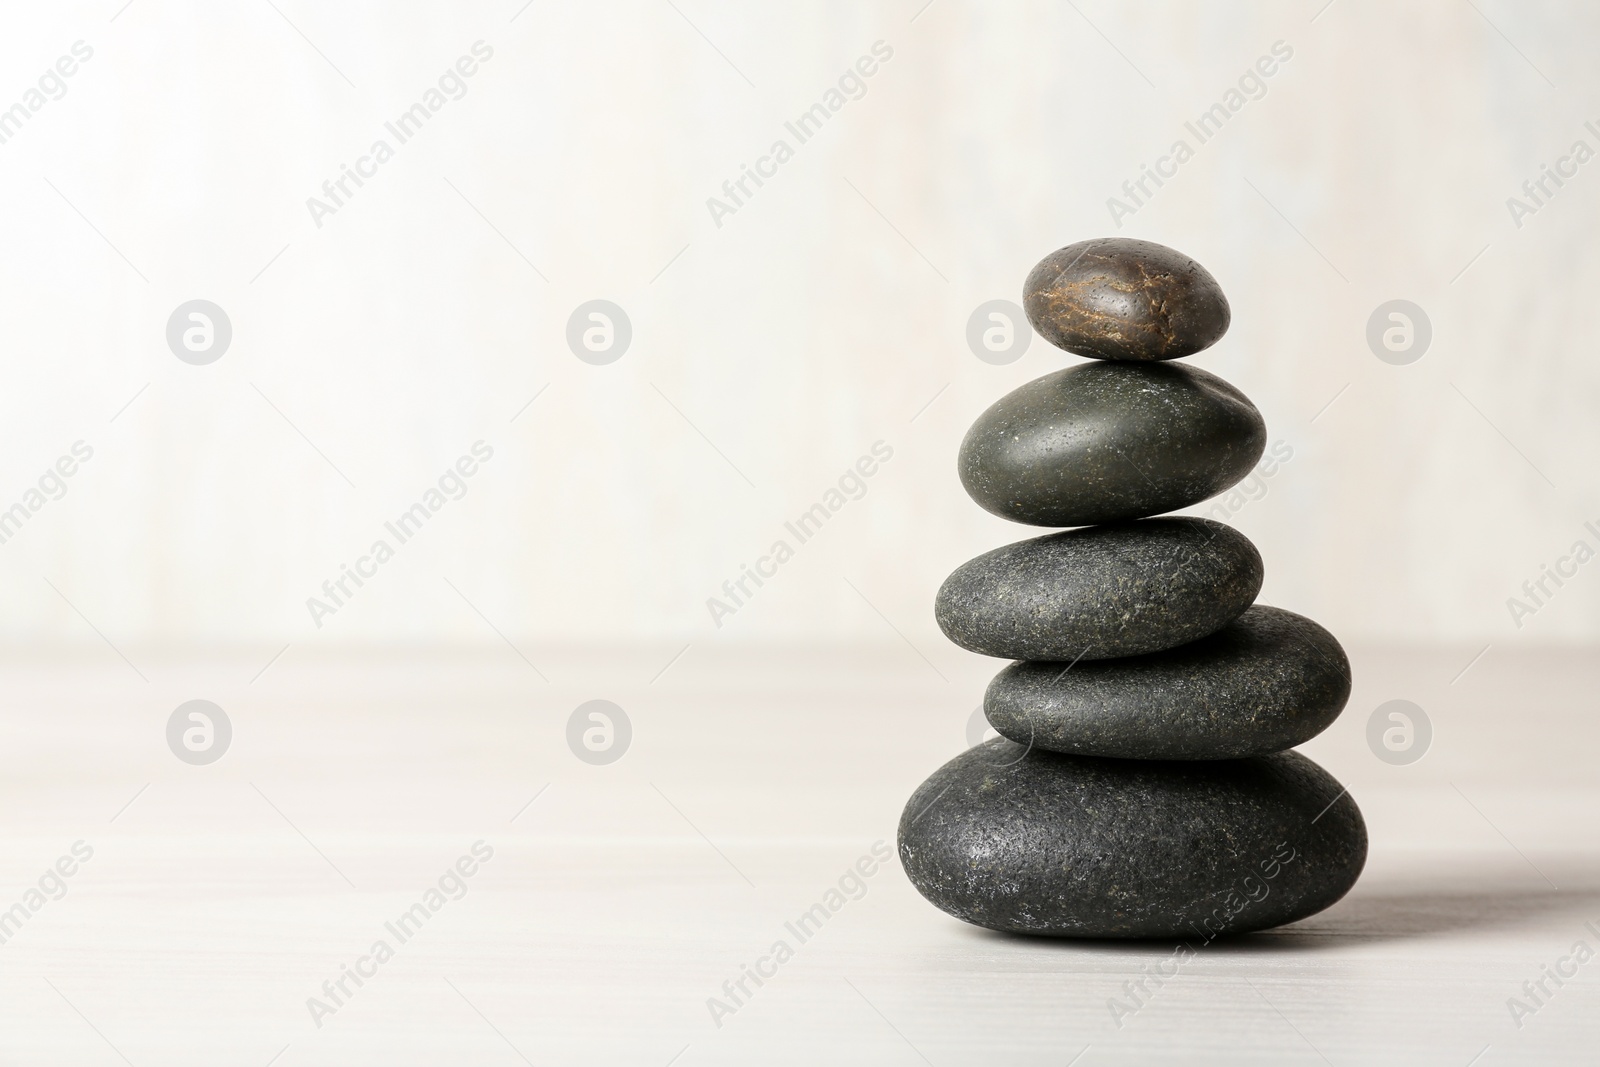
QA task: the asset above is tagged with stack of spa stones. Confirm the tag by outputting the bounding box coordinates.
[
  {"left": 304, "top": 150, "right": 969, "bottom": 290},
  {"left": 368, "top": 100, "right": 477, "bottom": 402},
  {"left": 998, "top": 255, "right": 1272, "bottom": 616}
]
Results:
[{"left": 898, "top": 238, "right": 1367, "bottom": 939}]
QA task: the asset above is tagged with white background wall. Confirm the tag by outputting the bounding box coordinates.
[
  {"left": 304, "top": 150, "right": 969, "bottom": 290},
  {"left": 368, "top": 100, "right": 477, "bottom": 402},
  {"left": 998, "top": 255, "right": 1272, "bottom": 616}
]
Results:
[{"left": 0, "top": 0, "right": 1595, "bottom": 654}]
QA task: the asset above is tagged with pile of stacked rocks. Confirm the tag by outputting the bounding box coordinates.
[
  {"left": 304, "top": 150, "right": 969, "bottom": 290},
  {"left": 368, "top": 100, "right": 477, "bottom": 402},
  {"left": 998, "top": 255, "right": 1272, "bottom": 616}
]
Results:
[{"left": 899, "top": 239, "right": 1366, "bottom": 939}]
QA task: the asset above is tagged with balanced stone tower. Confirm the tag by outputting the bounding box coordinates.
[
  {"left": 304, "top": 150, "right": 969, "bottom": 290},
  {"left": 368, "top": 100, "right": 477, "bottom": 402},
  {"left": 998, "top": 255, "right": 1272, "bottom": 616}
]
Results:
[{"left": 899, "top": 238, "right": 1366, "bottom": 938}]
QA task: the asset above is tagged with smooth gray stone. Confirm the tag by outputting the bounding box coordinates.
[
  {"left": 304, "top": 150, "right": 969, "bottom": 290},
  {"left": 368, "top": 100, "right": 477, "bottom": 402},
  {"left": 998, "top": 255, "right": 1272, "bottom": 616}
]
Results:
[
  {"left": 958, "top": 361, "right": 1265, "bottom": 527},
  {"left": 935, "top": 518, "right": 1262, "bottom": 661},
  {"left": 1023, "top": 237, "right": 1230, "bottom": 361},
  {"left": 898, "top": 741, "right": 1366, "bottom": 938},
  {"left": 985, "top": 606, "right": 1351, "bottom": 760}
]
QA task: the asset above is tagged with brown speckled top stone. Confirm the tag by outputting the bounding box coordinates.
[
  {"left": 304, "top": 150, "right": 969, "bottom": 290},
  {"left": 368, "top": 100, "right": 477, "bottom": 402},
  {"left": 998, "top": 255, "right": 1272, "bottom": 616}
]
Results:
[{"left": 1024, "top": 238, "right": 1230, "bottom": 361}]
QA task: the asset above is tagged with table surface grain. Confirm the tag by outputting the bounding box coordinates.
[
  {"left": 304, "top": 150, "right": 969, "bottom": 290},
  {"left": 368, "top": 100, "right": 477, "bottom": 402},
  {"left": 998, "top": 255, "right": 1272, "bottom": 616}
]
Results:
[{"left": 0, "top": 642, "right": 1594, "bottom": 1065}]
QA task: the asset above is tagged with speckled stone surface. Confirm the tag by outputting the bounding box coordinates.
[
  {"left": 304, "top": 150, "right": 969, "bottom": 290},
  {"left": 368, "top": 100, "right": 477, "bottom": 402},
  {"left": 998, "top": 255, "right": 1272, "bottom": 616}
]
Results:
[
  {"left": 985, "top": 606, "right": 1352, "bottom": 760},
  {"left": 1023, "top": 238, "right": 1231, "bottom": 361},
  {"left": 958, "top": 361, "right": 1265, "bottom": 527},
  {"left": 935, "top": 518, "right": 1262, "bottom": 661},
  {"left": 898, "top": 740, "right": 1366, "bottom": 938}
]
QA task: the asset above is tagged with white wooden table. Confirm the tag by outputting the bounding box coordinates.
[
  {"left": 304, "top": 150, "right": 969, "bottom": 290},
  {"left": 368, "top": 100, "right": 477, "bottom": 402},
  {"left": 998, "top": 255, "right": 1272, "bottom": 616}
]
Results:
[{"left": 0, "top": 643, "right": 1593, "bottom": 1064}]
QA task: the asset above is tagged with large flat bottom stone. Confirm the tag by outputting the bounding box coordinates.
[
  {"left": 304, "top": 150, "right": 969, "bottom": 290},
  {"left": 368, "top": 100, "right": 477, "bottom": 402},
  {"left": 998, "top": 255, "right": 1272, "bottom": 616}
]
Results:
[{"left": 898, "top": 740, "right": 1366, "bottom": 938}]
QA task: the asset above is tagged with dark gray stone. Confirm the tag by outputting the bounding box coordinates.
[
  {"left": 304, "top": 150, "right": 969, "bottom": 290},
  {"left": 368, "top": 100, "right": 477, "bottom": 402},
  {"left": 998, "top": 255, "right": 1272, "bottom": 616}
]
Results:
[
  {"left": 1024, "top": 238, "right": 1230, "bottom": 361},
  {"left": 898, "top": 741, "right": 1366, "bottom": 938},
  {"left": 935, "top": 518, "right": 1262, "bottom": 661},
  {"left": 986, "top": 606, "right": 1351, "bottom": 760},
  {"left": 958, "top": 361, "right": 1265, "bottom": 527}
]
